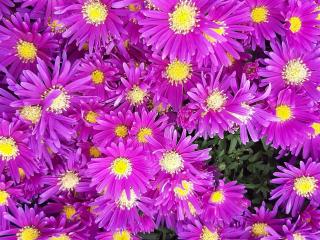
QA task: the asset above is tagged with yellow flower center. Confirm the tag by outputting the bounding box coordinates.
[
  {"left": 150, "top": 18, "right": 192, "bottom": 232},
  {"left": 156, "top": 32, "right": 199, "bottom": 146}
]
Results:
[
  {"left": 59, "top": 171, "right": 80, "bottom": 190},
  {"left": 112, "top": 230, "right": 131, "bottom": 240},
  {"left": 206, "top": 90, "right": 227, "bottom": 111},
  {"left": 48, "top": 19, "right": 65, "bottom": 33},
  {"left": 63, "top": 205, "right": 76, "bottom": 220},
  {"left": 289, "top": 17, "right": 302, "bottom": 33},
  {"left": 85, "top": 111, "right": 99, "bottom": 123},
  {"left": 43, "top": 86, "right": 70, "bottom": 113},
  {"left": 126, "top": 85, "right": 147, "bottom": 106},
  {"left": 294, "top": 176, "right": 317, "bottom": 197},
  {"left": 128, "top": 4, "right": 141, "bottom": 12},
  {"left": 312, "top": 122, "right": 320, "bottom": 137},
  {"left": 91, "top": 70, "right": 105, "bottom": 84},
  {"left": 252, "top": 222, "right": 268, "bottom": 237},
  {"left": 293, "top": 233, "right": 306, "bottom": 240},
  {"left": 18, "top": 226, "right": 40, "bottom": 240},
  {"left": 282, "top": 59, "right": 309, "bottom": 85},
  {"left": 82, "top": 0, "right": 108, "bottom": 25},
  {"left": 0, "top": 137, "right": 19, "bottom": 161},
  {"left": 165, "top": 60, "right": 191, "bottom": 85},
  {"left": 169, "top": 0, "right": 198, "bottom": 34},
  {"left": 275, "top": 105, "right": 292, "bottom": 122},
  {"left": 19, "top": 168, "right": 26, "bottom": 180},
  {"left": 49, "top": 234, "right": 71, "bottom": 240},
  {"left": 251, "top": 6, "right": 268, "bottom": 23},
  {"left": 89, "top": 146, "right": 101, "bottom": 158},
  {"left": 114, "top": 125, "right": 128, "bottom": 138},
  {"left": 117, "top": 189, "right": 138, "bottom": 210},
  {"left": 137, "top": 127, "right": 152, "bottom": 143},
  {"left": 20, "top": 106, "right": 42, "bottom": 124},
  {"left": 160, "top": 151, "right": 184, "bottom": 174},
  {"left": 174, "top": 180, "right": 193, "bottom": 199},
  {"left": 16, "top": 40, "right": 37, "bottom": 62},
  {"left": 204, "top": 22, "right": 226, "bottom": 44},
  {"left": 200, "top": 227, "right": 220, "bottom": 240},
  {"left": 111, "top": 157, "right": 132, "bottom": 178},
  {"left": 0, "top": 190, "right": 9, "bottom": 206},
  {"left": 210, "top": 190, "right": 225, "bottom": 204}
]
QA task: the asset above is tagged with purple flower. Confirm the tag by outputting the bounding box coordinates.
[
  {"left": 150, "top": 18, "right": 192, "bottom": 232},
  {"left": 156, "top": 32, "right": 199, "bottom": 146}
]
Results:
[
  {"left": 0, "top": 0, "right": 13, "bottom": 19},
  {"left": 88, "top": 140, "right": 153, "bottom": 198},
  {"left": 247, "top": 0, "right": 284, "bottom": 49},
  {"left": 0, "top": 13, "right": 58, "bottom": 78},
  {"left": 56, "top": 0, "right": 130, "bottom": 52},
  {"left": 259, "top": 40, "right": 320, "bottom": 100},
  {"left": 270, "top": 159, "right": 320, "bottom": 216},
  {"left": 202, "top": 179, "right": 249, "bottom": 224}
]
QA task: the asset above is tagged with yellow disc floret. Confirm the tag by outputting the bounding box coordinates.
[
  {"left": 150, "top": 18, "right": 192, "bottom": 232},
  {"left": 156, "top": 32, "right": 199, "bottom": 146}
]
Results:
[
  {"left": 252, "top": 222, "right": 268, "bottom": 237},
  {"left": 63, "top": 205, "right": 76, "bottom": 220},
  {"left": 0, "top": 137, "right": 19, "bottom": 161},
  {"left": 169, "top": 0, "right": 198, "bottom": 34},
  {"left": 289, "top": 17, "right": 302, "bottom": 33},
  {"left": 20, "top": 106, "right": 42, "bottom": 124},
  {"left": 0, "top": 190, "right": 9, "bottom": 206},
  {"left": 294, "top": 176, "right": 317, "bottom": 197},
  {"left": 174, "top": 180, "right": 193, "bottom": 199},
  {"left": 275, "top": 105, "right": 292, "bottom": 122},
  {"left": 82, "top": 0, "right": 108, "bottom": 26},
  {"left": 110, "top": 157, "right": 132, "bottom": 178},
  {"left": 282, "top": 59, "right": 309, "bottom": 85},
  {"left": 210, "top": 190, "right": 225, "bottom": 204},
  {"left": 137, "top": 127, "right": 152, "bottom": 143},
  {"left": 91, "top": 70, "right": 105, "bottom": 84},
  {"left": 200, "top": 227, "right": 220, "bottom": 240},
  {"left": 85, "top": 111, "right": 99, "bottom": 123},
  {"left": 160, "top": 151, "right": 184, "bottom": 174},
  {"left": 59, "top": 171, "right": 80, "bottom": 190},
  {"left": 113, "top": 230, "right": 131, "bottom": 240},
  {"left": 206, "top": 90, "right": 227, "bottom": 111},
  {"left": 49, "top": 234, "right": 71, "bottom": 240},
  {"left": 18, "top": 226, "right": 40, "bottom": 240},
  {"left": 251, "top": 6, "right": 268, "bottom": 23},
  {"left": 117, "top": 189, "right": 138, "bottom": 210},
  {"left": 311, "top": 122, "right": 320, "bottom": 137},
  {"left": 16, "top": 40, "right": 37, "bottom": 62},
  {"left": 165, "top": 60, "right": 191, "bottom": 85},
  {"left": 115, "top": 125, "right": 128, "bottom": 138},
  {"left": 126, "top": 85, "right": 147, "bottom": 106}
]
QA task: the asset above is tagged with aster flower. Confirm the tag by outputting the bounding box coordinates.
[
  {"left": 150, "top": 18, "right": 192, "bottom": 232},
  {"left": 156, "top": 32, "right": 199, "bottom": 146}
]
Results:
[
  {"left": 9, "top": 56, "right": 91, "bottom": 153},
  {"left": 39, "top": 149, "right": 91, "bottom": 203},
  {"left": 262, "top": 89, "right": 316, "bottom": 149},
  {"left": 202, "top": 179, "right": 249, "bottom": 224},
  {"left": 93, "top": 109, "right": 134, "bottom": 147},
  {"left": 283, "top": 0, "right": 320, "bottom": 52},
  {"left": 88, "top": 140, "right": 153, "bottom": 198},
  {"left": 140, "top": 0, "right": 232, "bottom": 60},
  {"left": 203, "top": 0, "right": 252, "bottom": 66},
  {"left": 245, "top": 202, "right": 283, "bottom": 239},
  {"left": 259, "top": 41, "right": 320, "bottom": 99},
  {"left": 300, "top": 205, "right": 320, "bottom": 231},
  {"left": 270, "top": 159, "right": 320, "bottom": 216},
  {"left": 92, "top": 189, "right": 155, "bottom": 232},
  {"left": 0, "top": 118, "right": 39, "bottom": 182},
  {"left": 0, "top": 0, "right": 13, "bottom": 19},
  {"left": 149, "top": 55, "right": 201, "bottom": 111},
  {"left": 264, "top": 218, "right": 320, "bottom": 240},
  {"left": 177, "top": 220, "right": 245, "bottom": 240},
  {"left": 77, "top": 53, "right": 118, "bottom": 100},
  {"left": 187, "top": 69, "right": 252, "bottom": 138},
  {"left": 247, "top": 0, "right": 284, "bottom": 49},
  {"left": 0, "top": 13, "right": 58, "bottom": 78},
  {"left": 0, "top": 204, "right": 54, "bottom": 239},
  {"left": 177, "top": 104, "right": 197, "bottom": 133},
  {"left": 96, "top": 229, "right": 139, "bottom": 240},
  {"left": 56, "top": 0, "right": 131, "bottom": 52},
  {"left": 111, "top": 63, "right": 152, "bottom": 109},
  {"left": 290, "top": 121, "right": 320, "bottom": 161}
]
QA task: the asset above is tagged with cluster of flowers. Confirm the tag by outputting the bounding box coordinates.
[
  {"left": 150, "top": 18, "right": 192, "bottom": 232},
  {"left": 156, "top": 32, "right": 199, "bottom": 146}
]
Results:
[{"left": 0, "top": 0, "right": 319, "bottom": 239}]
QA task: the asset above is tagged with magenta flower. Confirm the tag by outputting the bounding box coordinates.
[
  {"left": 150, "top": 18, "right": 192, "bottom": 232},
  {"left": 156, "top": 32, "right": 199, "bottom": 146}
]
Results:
[
  {"left": 283, "top": 0, "right": 320, "bottom": 52},
  {"left": 88, "top": 140, "right": 153, "bottom": 198},
  {"left": 0, "top": 118, "right": 38, "bottom": 182},
  {"left": 56, "top": 0, "right": 130, "bottom": 52},
  {"left": 140, "top": 0, "right": 231, "bottom": 60},
  {"left": 93, "top": 109, "right": 134, "bottom": 148},
  {"left": 262, "top": 89, "right": 316, "bottom": 149},
  {"left": 0, "top": 13, "right": 58, "bottom": 78},
  {"left": 202, "top": 179, "right": 249, "bottom": 224},
  {"left": 247, "top": 0, "right": 284, "bottom": 49},
  {"left": 270, "top": 159, "right": 320, "bottom": 216},
  {"left": 259, "top": 41, "right": 320, "bottom": 99},
  {"left": 187, "top": 70, "right": 252, "bottom": 138}
]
